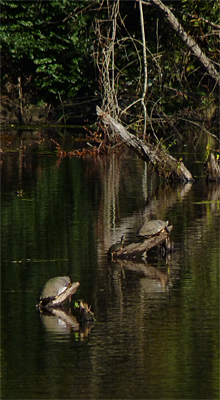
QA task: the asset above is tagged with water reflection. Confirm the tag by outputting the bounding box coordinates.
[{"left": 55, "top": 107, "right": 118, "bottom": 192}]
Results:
[
  {"left": 110, "top": 259, "right": 170, "bottom": 289},
  {"left": 40, "top": 308, "right": 79, "bottom": 335},
  {"left": 40, "top": 308, "right": 94, "bottom": 341},
  {"left": 1, "top": 146, "right": 219, "bottom": 399}
]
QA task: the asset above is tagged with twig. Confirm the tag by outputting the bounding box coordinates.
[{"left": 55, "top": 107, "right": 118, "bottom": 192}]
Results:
[
  {"left": 140, "top": 0, "right": 220, "bottom": 29},
  {"left": 121, "top": 98, "right": 142, "bottom": 115},
  {"left": 148, "top": 0, "right": 220, "bottom": 86},
  {"left": 169, "top": 8, "right": 220, "bottom": 30},
  {"left": 58, "top": 92, "right": 66, "bottom": 125},
  {"left": 175, "top": 117, "right": 220, "bottom": 144},
  {"left": 18, "top": 77, "right": 24, "bottom": 123},
  {"left": 139, "top": 0, "right": 148, "bottom": 138}
]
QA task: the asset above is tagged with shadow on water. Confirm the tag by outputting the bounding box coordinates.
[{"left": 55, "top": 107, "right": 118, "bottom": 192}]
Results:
[{"left": 1, "top": 133, "right": 219, "bottom": 399}]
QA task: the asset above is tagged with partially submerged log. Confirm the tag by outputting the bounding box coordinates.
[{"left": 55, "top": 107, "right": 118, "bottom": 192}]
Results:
[
  {"left": 49, "top": 282, "right": 80, "bottom": 307},
  {"left": 96, "top": 106, "right": 193, "bottom": 181},
  {"left": 205, "top": 153, "right": 220, "bottom": 181},
  {"left": 111, "top": 226, "right": 173, "bottom": 259}
]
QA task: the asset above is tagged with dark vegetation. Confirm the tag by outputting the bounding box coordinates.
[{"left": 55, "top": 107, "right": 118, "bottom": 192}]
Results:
[{"left": 1, "top": 0, "right": 219, "bottom": 155}]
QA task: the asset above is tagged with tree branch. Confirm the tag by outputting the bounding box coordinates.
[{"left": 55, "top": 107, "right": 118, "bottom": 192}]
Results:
[
  {"left": 148, "top": 0, "right": 220, "bottom": 86},
  {"left": 139, "top": 0, "right": 148, "bottom": 138}
]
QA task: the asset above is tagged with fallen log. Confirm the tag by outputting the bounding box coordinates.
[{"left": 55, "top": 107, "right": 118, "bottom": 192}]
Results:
[
  {"left": 96, "top": 106, "right": 193, "bottom": 182},
  {"left": 111, "top": 226, "right": 173, "bottom": 259}
]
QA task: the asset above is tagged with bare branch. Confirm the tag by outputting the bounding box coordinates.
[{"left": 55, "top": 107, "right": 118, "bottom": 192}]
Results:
[
  {"left": 147, "top": 0, "right": 220, "bottom": 86},
  {"left": 97, "top": 106, "right": 194, "bottom": 181},
  {"left": 169, "top": 8, "right": 220, "bottom": 30},
  {"left": 139, "top": 0, "right": 148, "bottom": 138},
  {"left": 175, "top": 117, "right": 220, "bottom": 144}
]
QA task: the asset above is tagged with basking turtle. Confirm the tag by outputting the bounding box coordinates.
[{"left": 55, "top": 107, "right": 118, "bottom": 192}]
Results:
[
  {"left": 38, "top": 276, "right": 80, "bottom": 308},
  {"left": 108, "top": 235, "right": 125, "bottom": 259},
  {"left": 137, "top": 220, "right": 169, "bottom": 239}
]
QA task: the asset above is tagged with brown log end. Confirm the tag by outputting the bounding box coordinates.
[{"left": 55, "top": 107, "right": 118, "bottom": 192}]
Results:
[{"left": 205, "top": 153, "right": 220, "bottom": 181}]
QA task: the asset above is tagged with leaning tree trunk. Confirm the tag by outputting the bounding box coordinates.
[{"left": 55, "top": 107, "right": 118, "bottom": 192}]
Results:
[
  {"left": 97, "top": 106, "right": 193, "bottom": 181},
  {"left": 149, "top": 0, "right": 220, "bottom": 86}
]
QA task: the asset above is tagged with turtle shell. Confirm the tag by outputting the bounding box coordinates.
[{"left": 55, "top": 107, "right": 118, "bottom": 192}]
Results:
[
  {"left": 40, "top": 276, "right": 71, "bottom": 304},
  {"left": 137, "top": 220, "right": 169, "bottom": 238}
]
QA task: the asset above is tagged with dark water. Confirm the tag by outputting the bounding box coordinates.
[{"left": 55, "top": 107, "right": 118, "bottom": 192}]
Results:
[{"left": 1, "top": 144, "right": 219, "bottom": 399}]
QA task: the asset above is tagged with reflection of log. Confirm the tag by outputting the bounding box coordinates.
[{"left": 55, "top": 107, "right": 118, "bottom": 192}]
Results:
[
  {"left": 40, "top": 308, "right": 80, "bottom": 334},
  {"left": 205, "top": 153, "right": 220, "bottom": 181},
  {"left": 50, "top": 282, "right": 80, "bottom": 307},
  {"left": 40, "top": 308, "right": 94, "bottom": 339},
  {"left": 116, "top": 259, "right": 169, "bottom": 287},
  {"left": 97, "top": 106, "right": 193, "bottom": 182},
  {"left": 112, "top": 226, "right": 173, "bottom": 259}
]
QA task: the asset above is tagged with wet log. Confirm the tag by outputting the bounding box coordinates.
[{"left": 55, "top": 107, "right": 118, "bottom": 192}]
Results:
[
  {"left": 205, "top": 153, "right": 220, "bottom": 181},
  {"left": 50, "top": 282, "right": 80, "bottom": 307},
  {"left": 112, "top": 226, "right": 173, "bottom": 259},
  {"left": 96, "top": 106, "right": 193, "bottom": 182}
]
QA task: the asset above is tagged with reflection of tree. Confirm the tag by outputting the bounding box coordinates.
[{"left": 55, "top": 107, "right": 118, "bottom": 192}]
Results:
[
  {"left": 93, "top": 150, "right": 193, "bottom": 257},
  {"left": 181, "top": 186, "right": 220, "bottom": 256}
]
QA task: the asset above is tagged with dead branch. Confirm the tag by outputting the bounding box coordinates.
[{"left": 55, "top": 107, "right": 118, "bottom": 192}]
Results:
[
  {"left": 169, "top": 8, "right": 220, "bottom": 30},
  {"left": 139, "top": 0, "right": 148, "bottom": 137},
  {"left": 148, "top": 0, "right": 220, "bottom": 86},
  {"left": 96, "top": 106, "right": 193, "bottom": 181},
  {"left": 175, "top": 117, "right": 220, "bottom": 144},
  {"left": 94, "top": 1, "right": 120, "bottom": 118}
]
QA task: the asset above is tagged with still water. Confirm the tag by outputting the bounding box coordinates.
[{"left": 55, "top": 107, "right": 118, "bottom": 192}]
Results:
[{"left": 1, "top": 142, "right": 219, "bottom": 399}]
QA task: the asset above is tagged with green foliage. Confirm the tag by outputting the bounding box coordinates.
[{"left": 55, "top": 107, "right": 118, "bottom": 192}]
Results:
[
  {"left": 1, "top": 0, "right": 98, "bottom": 101},
  {"left": 1, "top": 0, "right": 219, "bottom": 121},
  {"left": 94, "top": 0, "right": 219, "bottom": 125}
]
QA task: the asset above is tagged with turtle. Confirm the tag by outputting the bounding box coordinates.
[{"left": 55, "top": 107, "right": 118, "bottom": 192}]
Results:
[
  {"left": 107, "top": 235, "right": 125, "bottom": 259},
  {"left": 38, "top": 276, "right": 80, "bottom": 308},
  {"left": 136, "top": 220, "right": 169, "bottom": 238}
]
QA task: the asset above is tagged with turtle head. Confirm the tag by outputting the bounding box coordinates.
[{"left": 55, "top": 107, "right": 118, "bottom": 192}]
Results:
[{"left": 121, "top": 235, "right": 125, "bottom": 244}]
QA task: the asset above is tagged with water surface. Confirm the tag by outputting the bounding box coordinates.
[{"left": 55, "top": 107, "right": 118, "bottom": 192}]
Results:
[{"left": 1, "top": 144, "right": 219, "bottom": 399}]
